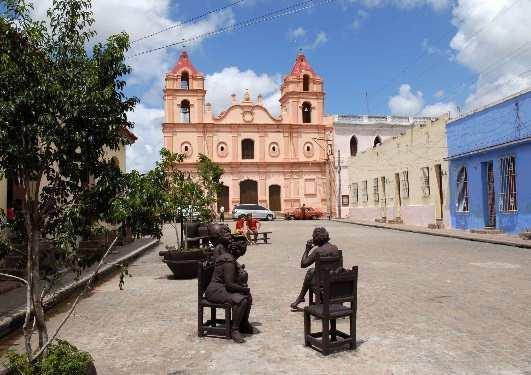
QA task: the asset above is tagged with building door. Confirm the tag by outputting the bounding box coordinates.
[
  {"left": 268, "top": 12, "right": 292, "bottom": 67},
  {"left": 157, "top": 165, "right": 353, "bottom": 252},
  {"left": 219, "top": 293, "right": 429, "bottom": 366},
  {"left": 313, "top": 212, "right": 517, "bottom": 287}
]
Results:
[
  {"left": 394, "top": 173, "right": 401, "bottom": 219},
  {"left": 268, "top": 185, "right": 281, "bottom": 211},
  {"left": 240, "top": 180, "right": 258, "bottom": 204},
  {"left": 217, "top": 185, "right": 229, "bottom": 211},
  {"left": 486, "top": 161, "right": 496, "bottom": 228},
  {"left": 434, "top": 164, "right": 444, "bottom": 221}
]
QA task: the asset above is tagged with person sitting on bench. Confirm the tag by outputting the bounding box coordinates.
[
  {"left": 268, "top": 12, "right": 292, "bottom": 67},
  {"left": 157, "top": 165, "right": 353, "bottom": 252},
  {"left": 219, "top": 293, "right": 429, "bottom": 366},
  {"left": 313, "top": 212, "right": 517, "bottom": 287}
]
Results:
[
  {"left": 290, "top": 227, "right": 339, "bottom": 311},
  {"left": 235, "top": 215, "right": 246, "bottom": 235},
  {"left": 246, "top": 213, "right": 261, "bottom": 244}
]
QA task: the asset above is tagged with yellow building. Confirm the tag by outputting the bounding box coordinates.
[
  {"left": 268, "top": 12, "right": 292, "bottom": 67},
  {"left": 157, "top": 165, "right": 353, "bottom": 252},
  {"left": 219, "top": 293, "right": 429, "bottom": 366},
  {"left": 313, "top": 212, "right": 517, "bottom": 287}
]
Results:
[{"left": 348, "top": 116, "right": 450, "bottom": 228}]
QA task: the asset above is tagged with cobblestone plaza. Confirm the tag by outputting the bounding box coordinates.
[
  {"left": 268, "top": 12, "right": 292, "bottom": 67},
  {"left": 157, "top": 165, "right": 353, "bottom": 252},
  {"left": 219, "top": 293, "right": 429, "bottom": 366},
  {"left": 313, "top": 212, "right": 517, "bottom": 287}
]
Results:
[{"left": 1, "top": 220, "right": 530, "bottom": 374}]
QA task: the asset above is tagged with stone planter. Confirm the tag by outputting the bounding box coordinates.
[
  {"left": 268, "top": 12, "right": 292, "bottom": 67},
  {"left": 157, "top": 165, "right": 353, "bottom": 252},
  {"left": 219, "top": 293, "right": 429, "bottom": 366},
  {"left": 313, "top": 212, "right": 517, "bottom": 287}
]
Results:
[{"left": 159, "top": 249, "right": 207, "bottom": 279}]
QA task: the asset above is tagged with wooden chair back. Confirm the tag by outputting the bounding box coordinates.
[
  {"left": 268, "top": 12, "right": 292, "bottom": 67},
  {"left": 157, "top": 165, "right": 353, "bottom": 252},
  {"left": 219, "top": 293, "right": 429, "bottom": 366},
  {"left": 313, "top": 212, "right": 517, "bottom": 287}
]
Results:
[
  {"left": 198, "top": 260, "right": 215, "bottom": 300},
  {"left": 322, "top": 266, "right": 358, "bottom": 315},
  {"left": 314, "top": 250, "right": 343, "bottom": 287}
]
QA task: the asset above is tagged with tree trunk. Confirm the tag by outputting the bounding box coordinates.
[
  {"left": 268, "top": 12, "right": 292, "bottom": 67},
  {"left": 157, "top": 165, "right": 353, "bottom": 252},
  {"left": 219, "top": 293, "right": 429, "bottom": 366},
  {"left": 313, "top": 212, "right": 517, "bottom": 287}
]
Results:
[{"left": 23, "top": 220, "right": 49, "bottom": 360}]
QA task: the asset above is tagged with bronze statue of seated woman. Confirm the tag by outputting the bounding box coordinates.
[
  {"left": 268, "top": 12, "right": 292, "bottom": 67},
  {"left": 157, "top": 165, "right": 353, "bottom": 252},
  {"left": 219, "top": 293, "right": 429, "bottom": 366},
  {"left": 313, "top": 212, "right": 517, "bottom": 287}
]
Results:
[{"left": 205, "top": 224, "right": 256, "bottom": 343}]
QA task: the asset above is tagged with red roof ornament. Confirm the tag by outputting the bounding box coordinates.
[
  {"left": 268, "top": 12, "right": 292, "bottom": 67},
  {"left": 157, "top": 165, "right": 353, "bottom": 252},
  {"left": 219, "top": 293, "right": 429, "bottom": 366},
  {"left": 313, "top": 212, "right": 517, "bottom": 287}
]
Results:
[
  {"left": 169, "top": 51, "right": 199, "bottom": 75},
  {"left": 289, "top": 52, "right": 319, "bottom": 78}
]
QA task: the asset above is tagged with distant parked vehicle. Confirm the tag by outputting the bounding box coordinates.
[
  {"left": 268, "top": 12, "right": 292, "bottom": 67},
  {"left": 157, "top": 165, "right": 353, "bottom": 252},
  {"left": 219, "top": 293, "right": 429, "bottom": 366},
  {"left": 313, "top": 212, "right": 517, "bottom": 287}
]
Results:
[
  {"left": 285, "top": 207, "right": 323, "bottom": 220},
  {"left": 232, "top": 204, "right": 276, "bottom": 221}
]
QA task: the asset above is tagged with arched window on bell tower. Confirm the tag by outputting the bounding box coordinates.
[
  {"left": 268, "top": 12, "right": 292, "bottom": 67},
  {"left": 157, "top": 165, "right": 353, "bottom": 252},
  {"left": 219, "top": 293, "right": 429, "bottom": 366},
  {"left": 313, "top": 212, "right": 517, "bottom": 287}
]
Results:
[
  {"left": 302, "top": 102, "right": 312, "bottom": 123},
  {"left": 303, "top": 74, "right": 310, "bottom": 91},
  {"left": 181, "top": 71, "right": 189, "bottom": 89},
  {"left": 181, "top": 100, "right": 191, "bottom": 123}
]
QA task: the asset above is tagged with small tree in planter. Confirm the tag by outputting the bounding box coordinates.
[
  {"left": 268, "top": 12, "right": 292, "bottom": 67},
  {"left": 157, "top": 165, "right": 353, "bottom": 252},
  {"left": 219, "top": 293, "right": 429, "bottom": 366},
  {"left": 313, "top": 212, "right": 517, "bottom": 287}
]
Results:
[
  {"left": 0, "top": 0, "right": 137, "bottom": 367},
  {"left": 156, "top": 149, "right": 224, "bottom": 278}
]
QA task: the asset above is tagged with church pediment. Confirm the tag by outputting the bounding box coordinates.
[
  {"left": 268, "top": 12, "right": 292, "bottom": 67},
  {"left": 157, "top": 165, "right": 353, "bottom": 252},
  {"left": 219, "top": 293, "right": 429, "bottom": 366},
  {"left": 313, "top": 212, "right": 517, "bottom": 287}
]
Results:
[{"left": 214, "top": 104, "right": 281, "bottom": 124}]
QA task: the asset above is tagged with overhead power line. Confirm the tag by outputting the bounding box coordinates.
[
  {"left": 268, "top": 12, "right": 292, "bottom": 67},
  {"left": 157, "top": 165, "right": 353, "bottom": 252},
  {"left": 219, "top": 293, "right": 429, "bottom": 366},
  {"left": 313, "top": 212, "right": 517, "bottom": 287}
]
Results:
[
  {"left": 128, "top": 0, "right": 338, "bottom": 58},
  {"left": 131, "top": 0, "right": 246, "bottom": 44}
]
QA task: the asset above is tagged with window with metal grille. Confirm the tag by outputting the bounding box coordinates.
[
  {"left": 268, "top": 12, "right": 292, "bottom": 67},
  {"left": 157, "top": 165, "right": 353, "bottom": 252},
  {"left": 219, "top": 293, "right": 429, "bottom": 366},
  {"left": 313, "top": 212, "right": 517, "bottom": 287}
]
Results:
[
  {"left": 421, "top": 167, "right": 430, "bottom": 197},
  {"left": 499, "top": 156, "right": 517, "bottom": 212},
  {"left": 400, "top": 170, "right": 409, "bottom": 198},
  {"left": 456, "top": 167, "right": 469, "bottom": 212},
  {"left": 351, "top": 183, "right": 358, "bottom": 205},
  {"left": 361, "top": 180, "right": 368, "bottom": 202},
  {"left": 373, "top": 178, "right": 379, "bottom": 203},
  {"left": 241, "top": 139, "right": 254, "bottom": 159}
]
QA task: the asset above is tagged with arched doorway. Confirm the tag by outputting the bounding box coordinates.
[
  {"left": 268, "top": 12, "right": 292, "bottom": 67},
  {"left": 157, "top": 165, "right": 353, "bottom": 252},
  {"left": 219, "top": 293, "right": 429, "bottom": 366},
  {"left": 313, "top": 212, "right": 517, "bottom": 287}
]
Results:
[
  {"left": 217, "top": 185, "right": 229, "bottom": 211},
  {"left": 350, "top": 135, "right": 358, "bottom": 156},
  {"left": 240, "top": 179, "right": 258, "bottom": 204},
  {"left": 269, "top": 185, "right": 281, "bottom": 211}
]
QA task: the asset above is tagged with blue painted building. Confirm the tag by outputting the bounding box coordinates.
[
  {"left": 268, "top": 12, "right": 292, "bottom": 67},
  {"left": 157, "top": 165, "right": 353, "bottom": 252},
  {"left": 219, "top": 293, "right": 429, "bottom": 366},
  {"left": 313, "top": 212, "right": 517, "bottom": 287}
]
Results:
[{"left": 446, "top": 90, "right": 531, "bottom": 235}]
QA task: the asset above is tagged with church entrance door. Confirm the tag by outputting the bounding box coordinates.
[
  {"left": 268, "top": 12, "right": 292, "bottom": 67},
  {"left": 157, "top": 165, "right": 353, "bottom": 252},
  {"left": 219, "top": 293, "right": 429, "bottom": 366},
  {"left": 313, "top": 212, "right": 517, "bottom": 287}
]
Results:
[
  {"left": 240, "top": 180, "right": 258, "bottom": 204},
  {"left": 268, "top": 185, "right": 281, "bottom": 211}
]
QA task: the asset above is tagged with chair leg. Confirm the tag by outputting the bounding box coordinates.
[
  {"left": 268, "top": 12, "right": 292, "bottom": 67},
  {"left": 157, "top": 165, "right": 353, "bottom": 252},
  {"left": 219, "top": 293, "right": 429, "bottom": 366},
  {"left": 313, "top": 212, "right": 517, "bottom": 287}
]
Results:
[
  {"left": 350, "top": 312, "right": 356, "bottom": 350},
  {"left": 322, "top": 318, "right": 330, "bottom": 356},
  {"left": 304, "top": 310, "right": 311, "bottom": 347},
  {"left": 225, "top": 307, "right": 231, "bottom": 339},
  {"left": 330, "top": 319, "right": 337, "bottom": 342},
  {"left": 198, "top": 305, "right": 204, "bottom": 337},
  {"left": 211, "top": 307, "right": 216, "bottom": 327}
]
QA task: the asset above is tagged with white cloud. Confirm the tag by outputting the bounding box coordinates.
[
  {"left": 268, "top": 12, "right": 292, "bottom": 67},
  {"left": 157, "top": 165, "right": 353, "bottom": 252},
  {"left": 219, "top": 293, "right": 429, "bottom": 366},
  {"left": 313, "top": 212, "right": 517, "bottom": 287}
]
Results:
[
  {"left": 287, "top": 27, "right": 306, "bottom": 40},
  {"left": 352, "top": 9, "right": 370, "bottom": 29},
  {"left": 450, "top": 0, "right": 531, "bottom": 109},
  {"left": 421, "top": 101, "right": 457, "bottom": 117},
  {"left": 126, "top": 104, "right": 164, "bottom": 173},
  {"left": 388, "top": 84, "right": 424, "bottom": 115},
  {"left": 205, "top": 67, "right": 282, "bottom": 116},
  {"left": 389, "top": 84, "right": 456, "bottom": 117},
  {"left": 303, "top": 31, "right": 328, "bottom": 50},
  {"left": 434, "top": 89, "right": 445, "bottom": 98}
]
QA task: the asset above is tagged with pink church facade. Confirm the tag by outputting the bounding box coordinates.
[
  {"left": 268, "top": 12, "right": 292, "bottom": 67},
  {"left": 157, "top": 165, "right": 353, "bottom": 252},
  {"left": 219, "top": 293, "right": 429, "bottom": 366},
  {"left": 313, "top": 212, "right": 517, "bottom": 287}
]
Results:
[{"left": 162, "top": 52, "right": 335, "bottom": 214}]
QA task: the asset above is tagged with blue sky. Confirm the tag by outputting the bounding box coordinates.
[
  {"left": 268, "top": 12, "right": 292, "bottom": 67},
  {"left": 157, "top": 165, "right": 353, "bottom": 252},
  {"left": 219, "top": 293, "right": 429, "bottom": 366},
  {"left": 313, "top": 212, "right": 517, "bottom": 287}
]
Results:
[{"left": 28, "top": 0, "right": 531, "bottom": 171}]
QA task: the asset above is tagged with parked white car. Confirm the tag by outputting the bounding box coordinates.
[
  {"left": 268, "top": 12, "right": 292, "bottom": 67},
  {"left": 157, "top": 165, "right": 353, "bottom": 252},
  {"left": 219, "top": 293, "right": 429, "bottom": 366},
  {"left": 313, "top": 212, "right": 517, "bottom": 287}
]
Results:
[{"left": 231, "top": 204, "right": 276, "bottom": 220}]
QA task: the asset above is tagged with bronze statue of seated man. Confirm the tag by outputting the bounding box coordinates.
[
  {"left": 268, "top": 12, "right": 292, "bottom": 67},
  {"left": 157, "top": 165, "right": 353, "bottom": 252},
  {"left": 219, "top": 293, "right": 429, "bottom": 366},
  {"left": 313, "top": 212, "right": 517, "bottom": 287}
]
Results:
[
  {"left": 290, "top": 227, "right": 339, "bottom": 311},
  {"left": 205, "top": 225, "right": 255, "bottom": 343}
]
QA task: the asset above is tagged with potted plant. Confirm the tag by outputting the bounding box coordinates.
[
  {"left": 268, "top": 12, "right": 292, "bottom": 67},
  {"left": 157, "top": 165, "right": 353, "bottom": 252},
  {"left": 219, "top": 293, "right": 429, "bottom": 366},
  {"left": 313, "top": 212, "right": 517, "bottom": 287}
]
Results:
[{"left": 157, "top": 150, "right": 224, "bottom": 279}]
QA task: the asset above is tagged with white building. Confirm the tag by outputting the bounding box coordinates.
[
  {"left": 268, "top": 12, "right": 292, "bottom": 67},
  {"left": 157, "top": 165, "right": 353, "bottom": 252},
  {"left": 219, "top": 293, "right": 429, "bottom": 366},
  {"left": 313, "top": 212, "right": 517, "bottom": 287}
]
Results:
[{"left": 333, "top": 115, "right": 435, "bottom": 218}]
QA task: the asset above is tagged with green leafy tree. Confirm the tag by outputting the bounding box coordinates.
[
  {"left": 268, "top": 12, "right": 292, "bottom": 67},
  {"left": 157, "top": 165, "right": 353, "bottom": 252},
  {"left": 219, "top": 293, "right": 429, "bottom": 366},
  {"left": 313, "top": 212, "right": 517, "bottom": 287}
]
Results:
[
  {"left": 0, "top": 0, "right": 138, "bottom": 361},
  {"left": 157, "top": 148, "right": 223, "bottom": 249}
]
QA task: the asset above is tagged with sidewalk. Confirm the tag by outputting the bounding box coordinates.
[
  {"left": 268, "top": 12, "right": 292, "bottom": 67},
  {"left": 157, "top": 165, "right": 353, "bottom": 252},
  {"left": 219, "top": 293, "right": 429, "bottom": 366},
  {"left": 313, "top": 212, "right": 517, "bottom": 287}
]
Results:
[
  {"left": 334, "top": 218, "right": 531, "bottom": 249},
  {"left": 0, "top": 237, "right": 159, "bottom": 339}
]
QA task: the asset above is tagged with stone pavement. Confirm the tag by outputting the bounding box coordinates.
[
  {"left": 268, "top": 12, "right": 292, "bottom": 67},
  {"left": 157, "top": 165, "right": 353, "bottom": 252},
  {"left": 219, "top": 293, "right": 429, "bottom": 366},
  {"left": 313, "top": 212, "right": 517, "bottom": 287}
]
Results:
[
  {"left": 1, "top": 221, "right": 530, "bottom": 374},
  {"left": 0, "top": 237, "right": 158, "bottom": 338},
  {"left": 336, "top": 218, "right": 531, "bottom": 249}
]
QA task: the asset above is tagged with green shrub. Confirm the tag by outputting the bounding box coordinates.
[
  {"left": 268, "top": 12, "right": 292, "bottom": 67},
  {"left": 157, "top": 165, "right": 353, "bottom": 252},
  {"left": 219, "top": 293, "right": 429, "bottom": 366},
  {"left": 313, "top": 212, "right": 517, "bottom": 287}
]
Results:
[{"left": 4, "top": 340, "right": 93, "bottom": 375}]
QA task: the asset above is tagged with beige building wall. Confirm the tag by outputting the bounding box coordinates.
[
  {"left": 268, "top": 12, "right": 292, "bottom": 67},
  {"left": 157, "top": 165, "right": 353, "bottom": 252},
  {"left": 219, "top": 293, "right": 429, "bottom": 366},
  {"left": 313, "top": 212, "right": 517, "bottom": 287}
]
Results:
[
  {"left": 0, "top": 178, "right": 6, "bottom": 213},
  {"left": 348, "top": 116, "right": 450, "bottom": 227}
]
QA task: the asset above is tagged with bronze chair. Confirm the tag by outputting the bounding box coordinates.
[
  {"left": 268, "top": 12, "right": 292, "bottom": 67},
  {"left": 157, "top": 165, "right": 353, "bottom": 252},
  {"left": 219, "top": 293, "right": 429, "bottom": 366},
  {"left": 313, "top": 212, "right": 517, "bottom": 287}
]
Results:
[
  {"left": 309, "top": 250, "right": 343, "bottom": 305},
  {"left": 304, "top": 266, "right": 358, "bottom": 355},
  {"left": 197, "top": 261, "right": 232, "bottom": 339}
]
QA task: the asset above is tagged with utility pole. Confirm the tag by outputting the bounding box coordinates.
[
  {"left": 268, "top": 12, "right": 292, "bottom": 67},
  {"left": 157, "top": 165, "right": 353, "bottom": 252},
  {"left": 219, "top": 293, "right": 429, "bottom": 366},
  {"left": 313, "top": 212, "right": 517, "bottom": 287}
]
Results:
[{"left": 337, "top": 149, "right": 341, "bottom": 219}]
